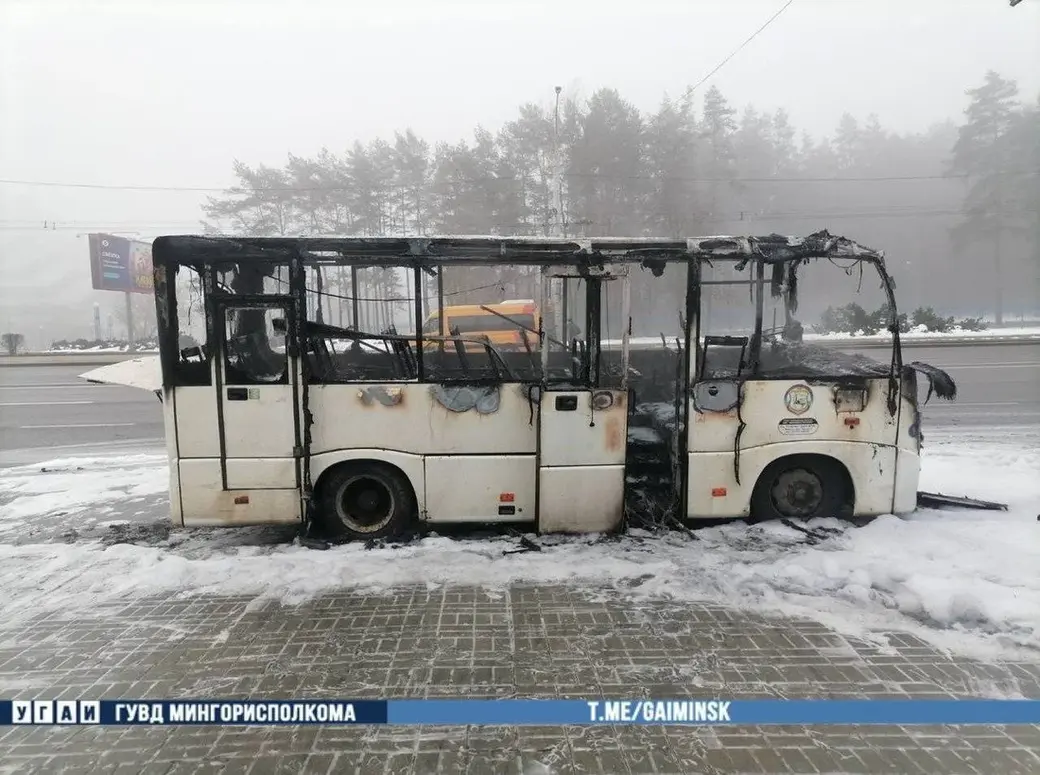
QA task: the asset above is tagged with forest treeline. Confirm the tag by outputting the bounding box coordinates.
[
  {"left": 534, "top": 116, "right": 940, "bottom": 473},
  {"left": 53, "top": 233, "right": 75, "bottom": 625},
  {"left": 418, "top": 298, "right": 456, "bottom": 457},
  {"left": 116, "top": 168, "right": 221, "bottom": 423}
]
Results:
[{"left": 202, "top": 72, "right": 1039, "bottom": 323}]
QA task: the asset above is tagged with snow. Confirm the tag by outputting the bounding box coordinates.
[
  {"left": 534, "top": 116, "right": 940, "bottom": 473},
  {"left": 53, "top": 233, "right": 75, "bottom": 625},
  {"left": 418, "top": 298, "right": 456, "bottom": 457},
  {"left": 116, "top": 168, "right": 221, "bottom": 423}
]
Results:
[
  {"left": 0, "top": 441, "right": 1037, "bottom": 661},
  {"left": 804, "top": 325, "right": 1040, "bottom": 342},
  {"left": 0, "top": 454, "right": 167, "bottom": 533},
  {"left": 46, "top": 346, "right": 160, "bottom": 354},
  {"left": 601, "top": 327, "right": 1040, "bottom": 351},
  {"left": 28, "top": 325, "right": 1040, "bottom": 359}
]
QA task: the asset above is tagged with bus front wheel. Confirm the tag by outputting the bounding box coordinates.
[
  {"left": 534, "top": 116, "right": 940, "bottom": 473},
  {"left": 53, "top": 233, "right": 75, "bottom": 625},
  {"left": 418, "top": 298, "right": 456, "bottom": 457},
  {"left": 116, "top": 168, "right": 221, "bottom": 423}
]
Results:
[
  {"left": 750, "top": 455, "right": 853, "bottom": 522},
  {"left": 318, "top": 462, "right": 417, "bottom": 540}
]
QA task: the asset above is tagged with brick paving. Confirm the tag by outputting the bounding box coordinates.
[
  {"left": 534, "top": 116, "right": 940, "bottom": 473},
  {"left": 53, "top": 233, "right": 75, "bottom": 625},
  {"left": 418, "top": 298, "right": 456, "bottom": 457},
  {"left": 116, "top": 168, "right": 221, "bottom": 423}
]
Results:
[{"left": 1, "top": 585, "right": 1039, "bottom": 774}]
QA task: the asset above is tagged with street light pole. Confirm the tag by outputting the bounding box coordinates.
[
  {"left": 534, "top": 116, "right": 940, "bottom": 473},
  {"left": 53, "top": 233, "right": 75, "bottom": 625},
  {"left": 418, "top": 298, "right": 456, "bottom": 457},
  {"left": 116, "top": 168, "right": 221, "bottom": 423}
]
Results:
[{"left": 551, "top": 86, "right": 565, "bottom": 239}]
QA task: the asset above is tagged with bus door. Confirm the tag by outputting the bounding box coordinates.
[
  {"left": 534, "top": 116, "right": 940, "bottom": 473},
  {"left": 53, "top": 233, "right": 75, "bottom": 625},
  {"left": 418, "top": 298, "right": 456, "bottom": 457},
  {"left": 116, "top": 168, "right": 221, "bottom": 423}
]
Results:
[
  {"left": 537, "top": 266, "right": 630, "bottom": 533},
  {"left": 214, "top": 301, "right": 303, "bottom": 521}
]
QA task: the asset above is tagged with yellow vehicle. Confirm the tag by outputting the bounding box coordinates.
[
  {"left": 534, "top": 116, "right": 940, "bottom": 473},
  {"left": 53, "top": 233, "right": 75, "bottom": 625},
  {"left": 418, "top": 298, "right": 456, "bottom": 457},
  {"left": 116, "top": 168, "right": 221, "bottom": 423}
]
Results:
[{"left": 422, "top": 300, "right": 541, "bottom": 352}]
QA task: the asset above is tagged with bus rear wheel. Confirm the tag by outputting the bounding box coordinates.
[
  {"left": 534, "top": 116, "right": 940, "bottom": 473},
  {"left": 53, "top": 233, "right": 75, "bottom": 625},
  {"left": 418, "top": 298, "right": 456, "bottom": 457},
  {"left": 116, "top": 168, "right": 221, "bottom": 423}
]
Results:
[
  {"left": 318, "top": 462, "right": 416, "bottom": 540},
  {"left": 750, "top": 455, "right": 852, "bottom": 522}
]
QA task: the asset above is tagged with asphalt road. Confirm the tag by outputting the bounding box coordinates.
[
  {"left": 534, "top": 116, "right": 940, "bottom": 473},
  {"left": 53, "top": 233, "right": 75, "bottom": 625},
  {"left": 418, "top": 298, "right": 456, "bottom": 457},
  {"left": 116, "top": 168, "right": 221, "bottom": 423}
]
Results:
[
  {"left": 0, "top": 342, "right": 1037, "bottom": 457},
  {"left": 847, "top": 341, "right": 1040, "bottom": 429},
  {"left": 0, "top": 363, "right": 164, "bottom": 456}
]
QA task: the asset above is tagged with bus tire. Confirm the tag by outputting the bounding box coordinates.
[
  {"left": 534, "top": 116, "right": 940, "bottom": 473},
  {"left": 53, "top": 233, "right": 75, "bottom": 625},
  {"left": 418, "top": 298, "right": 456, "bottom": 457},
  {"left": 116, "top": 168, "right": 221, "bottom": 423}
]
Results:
[
  {"left": 750, "top": 455, "right": 852, "bottom": 522},
  {"left": 318, "top": 462, "right": 417, "bottom": 540}
]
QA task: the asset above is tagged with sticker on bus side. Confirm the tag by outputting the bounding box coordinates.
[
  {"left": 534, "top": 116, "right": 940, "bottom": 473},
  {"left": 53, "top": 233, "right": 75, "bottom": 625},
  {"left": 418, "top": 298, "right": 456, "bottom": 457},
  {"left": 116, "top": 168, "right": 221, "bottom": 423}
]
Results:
[{"left": 777, "top": 417, "right": 819, "bottom": 436}]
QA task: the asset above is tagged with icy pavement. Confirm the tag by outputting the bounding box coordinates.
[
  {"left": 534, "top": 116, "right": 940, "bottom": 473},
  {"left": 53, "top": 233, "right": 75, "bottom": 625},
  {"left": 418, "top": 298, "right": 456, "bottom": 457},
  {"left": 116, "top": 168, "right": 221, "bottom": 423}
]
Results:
[
  {"left": 0, "top": 435, "right": 1037, "bottom": 662},
  {"left": 1, "top": 439, "right": 1040, "bottom": 773}
]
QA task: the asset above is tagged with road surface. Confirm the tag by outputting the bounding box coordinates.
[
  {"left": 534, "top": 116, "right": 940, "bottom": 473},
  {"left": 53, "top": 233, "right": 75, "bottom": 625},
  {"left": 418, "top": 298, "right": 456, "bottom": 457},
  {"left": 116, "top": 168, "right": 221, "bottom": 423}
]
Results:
[
  {"left": 1, "top": 342, "right": 1037, "bottom": 457},
  {"left": 0, "top": 363, "right": 163, "bottom": 455}
]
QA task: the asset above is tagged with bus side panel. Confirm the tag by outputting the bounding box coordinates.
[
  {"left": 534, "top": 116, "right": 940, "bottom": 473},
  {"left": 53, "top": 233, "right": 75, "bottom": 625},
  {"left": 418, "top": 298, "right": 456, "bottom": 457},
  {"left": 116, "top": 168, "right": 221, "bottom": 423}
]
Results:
[
  {"left": 163, "top": 387, "right": 182, "bottom": 526},
  {"left": 308, "top": 384, "right": 536, "bottom": 455},
  {"left": 225, "top": 459, "right": 297, "bottom": 489},
  {"left": 537, "top": 390, "right": 628, "bottom": 534},
  {"left": 221, "top": 384, "right": 297, "bottom": 460},
  {"left": 686, "top": 441, "right": 898, "bottom": 519},
  {"left": 893, "top": 392, "right": 922, "bottom": 515},
  {"left": 173, "top": 386, "right": 220, "bottom": 458},
  {"left": 425, "top": 455, "right": 536, "bottom": 522},
  {"left": 308, "top": 384, "right": 535, "bottom": 523},
  {"left": 893, "top": 448, "right": 920, "bottom": 515},
  {"left": 178, "top": 459, "right": 302, "bottom": 526},
  {"left": 688, "top": 378, "right": 897, "bottom": 454},
  {"left": 537, "top": 466, "right": 625, "bottom": 533}
]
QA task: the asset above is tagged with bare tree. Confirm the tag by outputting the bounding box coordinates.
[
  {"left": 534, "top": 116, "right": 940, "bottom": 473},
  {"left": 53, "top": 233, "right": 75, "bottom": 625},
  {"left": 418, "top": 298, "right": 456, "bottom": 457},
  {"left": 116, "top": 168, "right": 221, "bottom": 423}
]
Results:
[{"left": 2, "top": 332, "right": 25, "bottom": 355}]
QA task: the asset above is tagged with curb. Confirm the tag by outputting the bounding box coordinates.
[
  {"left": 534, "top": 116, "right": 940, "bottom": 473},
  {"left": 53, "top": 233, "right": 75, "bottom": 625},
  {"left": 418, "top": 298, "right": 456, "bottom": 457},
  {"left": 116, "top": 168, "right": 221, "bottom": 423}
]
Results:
[
  {"left": 0, "top": 352, "right": 159, "bottom": 367},
  {"left": 2, "top": 335, "right": 1039, "bottom": 367}
]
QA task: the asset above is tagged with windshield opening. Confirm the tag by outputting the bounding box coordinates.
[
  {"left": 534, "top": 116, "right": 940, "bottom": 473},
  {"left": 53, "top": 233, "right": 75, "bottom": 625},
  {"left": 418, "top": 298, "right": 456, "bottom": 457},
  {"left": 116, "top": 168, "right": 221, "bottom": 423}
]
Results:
[{"left": 698, "top": 256, "right": 896, "bottom": 380}]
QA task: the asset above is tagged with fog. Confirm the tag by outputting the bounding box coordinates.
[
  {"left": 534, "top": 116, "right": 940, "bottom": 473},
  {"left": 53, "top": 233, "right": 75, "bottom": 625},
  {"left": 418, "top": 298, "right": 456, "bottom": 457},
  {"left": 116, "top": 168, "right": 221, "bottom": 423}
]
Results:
[{"left": 2, "top": 0, "right": 1038, "bottom": 349}]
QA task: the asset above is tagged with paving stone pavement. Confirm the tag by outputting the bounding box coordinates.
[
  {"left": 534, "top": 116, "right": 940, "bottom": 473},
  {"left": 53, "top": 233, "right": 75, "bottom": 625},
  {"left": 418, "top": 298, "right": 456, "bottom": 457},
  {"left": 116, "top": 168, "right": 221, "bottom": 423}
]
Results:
[{"left": 1, "top": 585, "right": 1039, "bottom": 774}]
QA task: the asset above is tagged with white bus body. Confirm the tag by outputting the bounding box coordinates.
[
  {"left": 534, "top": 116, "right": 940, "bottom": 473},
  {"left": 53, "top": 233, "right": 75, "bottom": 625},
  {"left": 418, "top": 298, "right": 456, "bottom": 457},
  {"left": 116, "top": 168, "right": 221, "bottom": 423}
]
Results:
[{"left": 84, "top": 233, "right": 950, "bottom": 538}]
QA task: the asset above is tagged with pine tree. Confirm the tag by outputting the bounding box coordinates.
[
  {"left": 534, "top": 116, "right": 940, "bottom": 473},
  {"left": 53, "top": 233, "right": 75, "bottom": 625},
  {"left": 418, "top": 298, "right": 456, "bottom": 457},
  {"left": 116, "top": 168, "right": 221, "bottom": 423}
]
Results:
[
  {"left": 565, "top": 88, "right": 644, "bottom": 237},
  {"left": 833, "top": 113, "right": 862, "bottom": 172},
  {"left": 643, "top": 93, "right": 698, "bottom": 237},
  {"left": 344, "top": 141, "right": 382, "bottom": 237},
  {"left": 499, "top": 103, "right": 555, "bottom": 235},
  {"left": 392, "top": 130, "right": 431, "bottom": 235},
  {"left": 698, "top": 85, "right": 738, "bottom": 227},
  {"left": 202, "top": 160, "right": 299, "bottom": 235},
  {"left": 950, "top": 71, "right": 1021, "bottom": 323},
  {"left": 733, "top": 106, "right": 774, "bottom": 221},
  {"left": 769, "top": 108, "right": 797, "bottom": 177}
]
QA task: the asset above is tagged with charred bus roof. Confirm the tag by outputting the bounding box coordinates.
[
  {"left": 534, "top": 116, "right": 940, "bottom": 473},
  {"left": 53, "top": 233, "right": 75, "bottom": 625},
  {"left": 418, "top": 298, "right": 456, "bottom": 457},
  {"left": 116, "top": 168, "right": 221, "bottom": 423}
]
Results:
[{"left": 152, "top": 229, "right": 885, "bottom": 269}]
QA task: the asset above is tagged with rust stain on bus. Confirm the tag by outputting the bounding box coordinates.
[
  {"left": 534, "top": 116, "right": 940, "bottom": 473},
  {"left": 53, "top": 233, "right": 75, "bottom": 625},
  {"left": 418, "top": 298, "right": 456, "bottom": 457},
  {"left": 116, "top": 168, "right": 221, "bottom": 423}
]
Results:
[{"left": 604, "top": 415, "right": 624, "bottom": 453}]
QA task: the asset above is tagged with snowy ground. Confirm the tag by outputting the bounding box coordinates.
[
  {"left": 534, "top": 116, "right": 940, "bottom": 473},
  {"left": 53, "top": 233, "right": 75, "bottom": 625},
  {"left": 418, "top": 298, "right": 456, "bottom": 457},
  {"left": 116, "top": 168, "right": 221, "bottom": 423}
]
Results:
[
  {"left": 33, "top": 324, "right": 1040, "bottom": 355},
  {"left": 804, "top": 325, "right": 1040, "bottom": 342},
  {"left": 0, "top": 435, "right": 1037, "bottom": 663}
]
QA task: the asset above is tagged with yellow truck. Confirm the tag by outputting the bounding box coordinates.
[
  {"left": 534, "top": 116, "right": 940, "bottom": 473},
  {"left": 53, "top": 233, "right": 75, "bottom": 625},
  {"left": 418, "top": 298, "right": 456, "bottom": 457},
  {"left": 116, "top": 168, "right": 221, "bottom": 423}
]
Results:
[{"left": 422, "top": 299, "right": 541, "bottom": 352}]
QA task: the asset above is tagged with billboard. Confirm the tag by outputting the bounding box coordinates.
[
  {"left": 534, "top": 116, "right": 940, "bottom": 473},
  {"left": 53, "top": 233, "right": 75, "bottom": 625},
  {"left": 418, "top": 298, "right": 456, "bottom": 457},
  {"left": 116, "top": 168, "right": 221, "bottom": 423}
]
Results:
[{"left": 88, "top": 233, "right": 154, "bottom": 295}]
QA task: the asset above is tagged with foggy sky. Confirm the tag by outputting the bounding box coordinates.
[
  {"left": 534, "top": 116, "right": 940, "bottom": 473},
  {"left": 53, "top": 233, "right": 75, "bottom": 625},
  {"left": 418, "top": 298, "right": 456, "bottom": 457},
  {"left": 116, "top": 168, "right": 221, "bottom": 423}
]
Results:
[{"left": 1, "top": 0, "right": 1038, "bottom": 344}]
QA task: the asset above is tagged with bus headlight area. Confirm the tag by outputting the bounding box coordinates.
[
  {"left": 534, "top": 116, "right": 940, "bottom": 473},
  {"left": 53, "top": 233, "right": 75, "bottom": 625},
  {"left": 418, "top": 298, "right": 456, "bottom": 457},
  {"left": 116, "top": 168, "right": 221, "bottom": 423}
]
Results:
[{"left": 81, "top": 230, "right": 1006, "bottom": 541}]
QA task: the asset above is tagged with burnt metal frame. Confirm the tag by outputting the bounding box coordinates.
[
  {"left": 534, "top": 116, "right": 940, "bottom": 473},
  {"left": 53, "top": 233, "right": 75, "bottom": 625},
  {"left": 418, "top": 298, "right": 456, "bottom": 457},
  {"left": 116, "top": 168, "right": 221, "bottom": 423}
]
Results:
[
  {"left": 151, "top": 232, "right": 902, "bottom": 520},
  {"left": 153, "top": 230, "right": 897, "bottom": 387},
  {"left": 153, "top": 232, "right": 904, "bottom": 434},
  {"left": 690, "top": 256, "right": 901, "bottom": 386}
]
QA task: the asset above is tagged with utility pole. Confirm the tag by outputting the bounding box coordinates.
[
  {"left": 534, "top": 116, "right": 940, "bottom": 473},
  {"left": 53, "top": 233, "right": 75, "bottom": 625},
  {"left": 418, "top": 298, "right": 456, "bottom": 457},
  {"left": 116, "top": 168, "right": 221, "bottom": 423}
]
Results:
[
  {"left": 549, "top": 86, "right": 568, "bottom": 342},
  {"left": 124, "top": 292, "right": 135, "bottom": 351},
  {"left": 550, "top": 86, "right": 565, "bottom": 239}
]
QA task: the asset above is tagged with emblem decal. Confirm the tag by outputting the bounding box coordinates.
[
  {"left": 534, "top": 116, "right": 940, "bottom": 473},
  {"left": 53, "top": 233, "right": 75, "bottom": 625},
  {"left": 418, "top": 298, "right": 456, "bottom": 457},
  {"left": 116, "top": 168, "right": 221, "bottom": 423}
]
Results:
[{"left": 784, "top": 384, "right": 813, "bottom": 415}]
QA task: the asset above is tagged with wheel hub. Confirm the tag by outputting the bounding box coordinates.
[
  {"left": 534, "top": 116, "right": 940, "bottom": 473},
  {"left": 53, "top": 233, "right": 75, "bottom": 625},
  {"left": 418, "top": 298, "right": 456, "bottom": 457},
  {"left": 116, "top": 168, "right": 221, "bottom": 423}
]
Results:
[
  {"left": 340, "top": 477, "right": 394, "bottom": 529},
  {"left": 771, "top": 468, "right": 824, "bottom": 518}
]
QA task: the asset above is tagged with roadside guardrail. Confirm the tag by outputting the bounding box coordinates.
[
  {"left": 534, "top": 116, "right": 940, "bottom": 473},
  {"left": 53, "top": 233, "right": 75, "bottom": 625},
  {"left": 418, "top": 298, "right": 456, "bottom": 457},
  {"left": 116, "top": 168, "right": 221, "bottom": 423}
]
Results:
[{"left": 3, "top": 332, "right": 1040, "bottom": 367}]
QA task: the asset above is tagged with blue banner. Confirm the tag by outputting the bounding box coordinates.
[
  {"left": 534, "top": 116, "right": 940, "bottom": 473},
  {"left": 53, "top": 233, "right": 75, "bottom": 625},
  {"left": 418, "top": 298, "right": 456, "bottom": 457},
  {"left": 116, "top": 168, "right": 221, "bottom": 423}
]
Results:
[
  {"left": 2, "top": 699, "right": 1039, "bottom": 726},
  {"left": 88, "top": 233, "right": 154, "bottom": 294}
]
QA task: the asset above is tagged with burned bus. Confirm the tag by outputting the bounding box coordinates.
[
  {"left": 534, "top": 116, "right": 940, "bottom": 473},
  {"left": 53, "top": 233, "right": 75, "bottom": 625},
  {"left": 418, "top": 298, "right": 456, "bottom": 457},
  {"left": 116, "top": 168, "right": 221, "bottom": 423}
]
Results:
[{"left": 107, "top": 231, "right": 951, "bottom": 538}]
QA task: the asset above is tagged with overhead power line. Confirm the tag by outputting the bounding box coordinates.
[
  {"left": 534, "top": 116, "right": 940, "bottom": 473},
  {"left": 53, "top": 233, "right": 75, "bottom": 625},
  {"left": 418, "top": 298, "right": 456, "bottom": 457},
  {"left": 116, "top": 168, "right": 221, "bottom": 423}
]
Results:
[
  {"left": 1, "top": 170, "right": 1036, "bottom": 195},
  {"left": 0, "top": 207, "right": 1025, "bottom": 234},
  {"left": 688, "top": 0, "right": 796, "bottom": 93}
]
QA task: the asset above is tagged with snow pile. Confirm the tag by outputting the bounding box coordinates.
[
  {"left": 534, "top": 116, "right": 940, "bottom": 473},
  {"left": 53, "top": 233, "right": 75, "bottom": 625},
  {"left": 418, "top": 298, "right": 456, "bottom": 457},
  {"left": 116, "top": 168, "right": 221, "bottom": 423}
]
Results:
[
  {"left": 0, "top": 454, "right": 167, "bottom": 537},
  {"left": 0, "top": 442, "right": 1037, "bottom": 660},
  {"left": 605, "top": 327, "right": 1040, "bottom": 352},
  {"left": 44, "top": 347, "right": 160, "bottom": 354},
  {"left": 804, "top": 325, "right": 1040, "bottom": 342}
]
